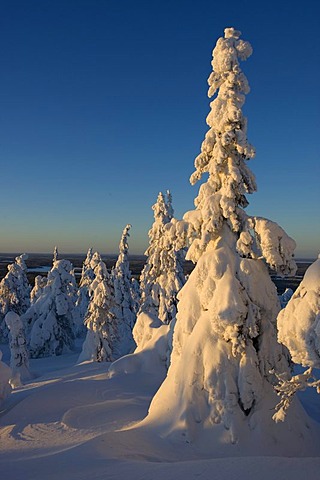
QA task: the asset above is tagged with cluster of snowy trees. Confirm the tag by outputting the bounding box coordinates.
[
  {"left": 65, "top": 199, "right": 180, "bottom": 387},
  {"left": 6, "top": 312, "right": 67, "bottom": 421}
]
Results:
[
  {"left": 0, "top": 191, "right": 187, "bottom": 391},
  {"left": 0, "top": 237, "right": 138, "bottom": 365},
  {"left": 0, "top": 26, "right": 319, "bottom": 454}
]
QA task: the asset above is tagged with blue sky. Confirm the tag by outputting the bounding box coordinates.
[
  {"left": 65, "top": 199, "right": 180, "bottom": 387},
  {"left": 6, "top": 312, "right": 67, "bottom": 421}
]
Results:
[{"left": 0, "top": 0, "right": 319, "bottom": 258}]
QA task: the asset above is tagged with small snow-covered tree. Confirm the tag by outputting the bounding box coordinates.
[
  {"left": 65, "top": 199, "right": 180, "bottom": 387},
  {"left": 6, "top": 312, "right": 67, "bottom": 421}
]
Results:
[
  {"left": 130, "top": 276, "right": 141, "bottom": 315},
  {"left": 279, "top": 287, "right": 293, "bottom": 309},
  {"left": 133, "top": 191, "right": 186, "bottom": 350},
  {"left": 142, "top": 28, "right": 317, "bottom": 454},
  {"left": 29, "top": 246, "right": 58, "bottom": 306},
  {"left": 80, "top": 248, "right": 95, "bottom": 285},
  {"left": 113, "top": 225, "right": 139, "bottom": 326},
  {"left": 74, "top": 248, "right": 95, "bottom": 337},
  {"left": 138, "top": 192, "right": 173, "bottom": 318},
  {"left": 53, "top": 246, "right": 59, "bottom": 263},
  {"left": 0, "top": 350, "right": 12, "bottom": 406},
  {"left": 273, "top": 256, "right": 320, "bottom": 421},
  {"left": 30, "top": 275, "right": 48, "bottom": 305},
  {"left": 111, "top": 225, "right": 139, "bottom": 354},
  {"left": 23, "top": 259, "right": 78, "bottom": 358},
  {"left": 5, "top": 311, "right": 31, "bottom": 386},
  {"left": 79, "top": 259, "right": 116, "bottom": 362},
  {"left": 0, "top": 254, "right": 31, "bottom": 342},
  {"left": 107, "top": 193, "right": 188, "bottom": 380}
]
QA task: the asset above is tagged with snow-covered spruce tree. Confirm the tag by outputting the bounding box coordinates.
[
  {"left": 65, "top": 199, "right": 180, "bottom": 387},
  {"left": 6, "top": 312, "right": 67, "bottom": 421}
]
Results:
[
  {"left": 74, "top": 248, "right": 95, "bottom": 337},
  {"left": 141, "top": 28, "right": 318, "bottom": 455},
  {"left": 133, "top": 191, "right": 186, "bottom": 350},
  {"left": 80, "top": 248, "right": 95, "bottom": 287},
  {"left": 278, "top": 287, "right": 293, "bottom": 309},
  {"left": 273, "top": 256, "right": 320, "bottom": 422},
  {"left": 5, "top": 311, "right": 31, "bottom": 386},
  {"left": 53, "top": 246, "right": 59, "bottom": 263},
  {"left": 111, "top": 225, "right": 138, "bottom": 354},
  {"left": 108, "top": 193, "right": 187, "bottom": 378},
  {"left": 78, "top": 259, "right": 117, "bottom": 362},
  {"left": 0, "top": 254, "right": 31, "bottom": 343},
  {"left": 23, "top": 259, "right": 78, "bottom": 358},
  {"left": 30, "top": 275, "right": 48, "bottom": 305},
  {"left": 0, "top": 350, "right": 12, "bottom": 407}
]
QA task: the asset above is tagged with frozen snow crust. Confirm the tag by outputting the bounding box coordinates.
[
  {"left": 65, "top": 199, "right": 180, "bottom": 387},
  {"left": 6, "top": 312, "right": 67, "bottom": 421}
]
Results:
[{"left": 0, "top": 353, "right": 319, "bottom": 480}]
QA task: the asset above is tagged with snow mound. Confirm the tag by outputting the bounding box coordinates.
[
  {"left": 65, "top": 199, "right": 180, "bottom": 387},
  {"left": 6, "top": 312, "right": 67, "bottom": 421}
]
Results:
[{"left": 108, "top": 312, "right": 170, "bottom": 379}]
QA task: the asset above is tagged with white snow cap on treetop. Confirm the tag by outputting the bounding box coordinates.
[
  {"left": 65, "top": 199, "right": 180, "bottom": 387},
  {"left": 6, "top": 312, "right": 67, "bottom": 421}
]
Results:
[
  {"left": 4, "top": 311, "right": 20, "bottom": 329},
  {"left": 224, "top": 27, "right": 241, "bottom": 38},
  {"left": 16, "top": 254, "right": 28, "bottom": 266}
]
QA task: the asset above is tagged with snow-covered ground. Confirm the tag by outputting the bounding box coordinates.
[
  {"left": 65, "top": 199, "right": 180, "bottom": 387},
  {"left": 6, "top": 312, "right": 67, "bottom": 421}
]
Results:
[{"left": 0, "top": 345, "right": 319, "bottom": 480}]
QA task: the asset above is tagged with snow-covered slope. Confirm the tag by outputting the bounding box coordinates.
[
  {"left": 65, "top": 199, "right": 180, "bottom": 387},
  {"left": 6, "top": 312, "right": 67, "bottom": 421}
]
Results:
[{"left": 0, "top": 351, "right": 319, "bottom": 480}]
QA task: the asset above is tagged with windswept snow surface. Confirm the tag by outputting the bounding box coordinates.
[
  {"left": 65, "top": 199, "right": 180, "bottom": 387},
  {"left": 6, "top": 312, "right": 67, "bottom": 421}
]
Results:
[{"left": 0, "top": 349, "right": 319, "bottom": 480}]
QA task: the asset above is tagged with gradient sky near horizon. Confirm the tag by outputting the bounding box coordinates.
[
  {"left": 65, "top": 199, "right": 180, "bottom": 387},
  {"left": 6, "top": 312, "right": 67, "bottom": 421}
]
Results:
[{"left": 0, "top": 0, "right": 319, "bottom": 258}]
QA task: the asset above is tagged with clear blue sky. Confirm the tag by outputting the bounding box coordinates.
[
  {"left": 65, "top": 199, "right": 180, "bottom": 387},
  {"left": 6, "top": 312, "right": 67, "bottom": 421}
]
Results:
[{"left": 0, "top": 0, "right": 319, "bottom": 258}]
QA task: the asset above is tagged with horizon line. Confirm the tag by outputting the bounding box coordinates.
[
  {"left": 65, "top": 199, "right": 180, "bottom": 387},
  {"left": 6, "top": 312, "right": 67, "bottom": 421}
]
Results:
[{"left": 0, "top": 252, "right": 316, "bottom": 262}]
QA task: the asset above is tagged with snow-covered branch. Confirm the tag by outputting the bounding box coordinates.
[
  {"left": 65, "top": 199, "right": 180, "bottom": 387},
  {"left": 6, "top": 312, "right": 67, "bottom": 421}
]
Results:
[{"left": 273, "top": 368, "right": 320, "bottom": 423}]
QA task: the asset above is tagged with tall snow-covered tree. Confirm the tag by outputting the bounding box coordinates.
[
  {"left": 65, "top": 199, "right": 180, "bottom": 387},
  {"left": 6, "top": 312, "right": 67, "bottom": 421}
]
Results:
[
  {"left": 5, "top": 311, "right": 31, "bottom": 386},
  {"left": 0, "top": 254, "right": 31, "bottom": 343},
  {"left": 111, "top": 225, "right": 139, "bottom": 353},
  {"left": 78, "top": 259, "right": 116, "bottom": 362},
  {"left": 142, "top": 28, "right": 317, "bottom": 454},
  {"left": 23, "top": 259, "right": 78, "bottom": 358},
  {"left": 133, "top": 191, "right": 186, "bottom": 350},
  {"left": 74, "top": 248, "right": 95, "bottom": 337}
]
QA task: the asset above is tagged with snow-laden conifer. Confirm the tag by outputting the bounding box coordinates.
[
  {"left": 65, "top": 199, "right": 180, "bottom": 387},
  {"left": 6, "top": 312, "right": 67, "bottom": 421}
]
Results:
[
  {"left": 0, "top": 350, "right": 12, "bottom": 406},
  {"left": 23, "top": 259, "right": 77, "bottom": 358},
  {"left": 81, "top": 248, "right": 95, "bottom": 285},
  {"left": 279, "top": 287, "right": 293, "bottom": 309},
  {"left": 133, "top": 192, "right": 185, "bottom": 350},
  {"left": 0, "top": 254, "right": 31, "bottom": 343},
  {"left": 278, "top": 256, "right": 320, "bottom": 367},
  {"left": 74, "top": 248, "right": 95, "bottom": 337},
  {"left": 30, "top": 275, "right": 48, "bottom": 305},
  {"left": 109, "top": 193, "right": 186, "bottom": 379},
  {"left": 78, "top": 259, "right": 116, "bottom": 362},
  {"left": 273, "top": 256, "right": 320, "bottom": 421},
  {"left": 139, "top": 192, "right": 174, "bottom": 313},
  {"left": 5, "top": 311, "right": 31, "bottom": 386},
  {"left": 111, "top": 225, "right": 138, "bottom": 353},
  {"left": 53, "top": 246, "right": 59, "bottom": 263},
  {"left": 142, "top": 28, "right": 318, "bottom": 455}
]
